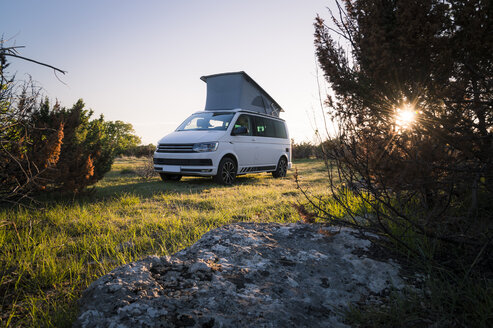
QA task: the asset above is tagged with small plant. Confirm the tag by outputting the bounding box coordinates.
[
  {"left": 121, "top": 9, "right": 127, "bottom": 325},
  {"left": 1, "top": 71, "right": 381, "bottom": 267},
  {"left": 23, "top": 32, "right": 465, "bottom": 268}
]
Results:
[{"left": 135, "top": 156, "right": 157, "bottom": 180}]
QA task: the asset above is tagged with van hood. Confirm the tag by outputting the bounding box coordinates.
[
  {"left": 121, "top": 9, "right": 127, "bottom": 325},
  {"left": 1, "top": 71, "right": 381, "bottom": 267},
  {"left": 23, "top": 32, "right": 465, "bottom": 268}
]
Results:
[{"left": 157, "top": 130, "right": 227, "bottom": 144}]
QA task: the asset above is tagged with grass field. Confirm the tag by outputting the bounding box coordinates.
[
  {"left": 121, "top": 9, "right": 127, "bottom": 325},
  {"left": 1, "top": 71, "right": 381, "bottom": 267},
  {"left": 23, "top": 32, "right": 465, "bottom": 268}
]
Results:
[{"left": 0, "top": 157, "right": 328, "bottom": 327}]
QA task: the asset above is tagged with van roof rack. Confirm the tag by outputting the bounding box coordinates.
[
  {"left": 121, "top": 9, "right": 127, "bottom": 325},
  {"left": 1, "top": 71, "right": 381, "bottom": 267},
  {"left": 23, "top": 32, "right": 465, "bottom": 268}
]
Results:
[{"left": 200, "top": 71, "right": 284, "bottom": 117}]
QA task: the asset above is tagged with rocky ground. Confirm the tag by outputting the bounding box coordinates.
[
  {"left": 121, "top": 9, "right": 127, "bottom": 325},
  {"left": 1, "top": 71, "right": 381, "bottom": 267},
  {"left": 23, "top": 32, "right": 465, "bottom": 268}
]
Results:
[{"left": 75, "top": 222, "right": 406, "bottom": 328}]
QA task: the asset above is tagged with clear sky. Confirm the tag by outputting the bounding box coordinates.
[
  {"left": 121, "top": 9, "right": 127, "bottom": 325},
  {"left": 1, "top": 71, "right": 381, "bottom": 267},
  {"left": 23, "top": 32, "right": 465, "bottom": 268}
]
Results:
[{"left": 2, "top": 0, "right": 337, "bottom": 144}]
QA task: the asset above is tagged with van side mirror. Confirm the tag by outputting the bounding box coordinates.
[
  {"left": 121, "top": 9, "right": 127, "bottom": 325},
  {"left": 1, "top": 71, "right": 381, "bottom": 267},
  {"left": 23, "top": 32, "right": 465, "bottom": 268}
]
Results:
[{"left": 232, "top": 126, "right": 248, "bottom": 136}]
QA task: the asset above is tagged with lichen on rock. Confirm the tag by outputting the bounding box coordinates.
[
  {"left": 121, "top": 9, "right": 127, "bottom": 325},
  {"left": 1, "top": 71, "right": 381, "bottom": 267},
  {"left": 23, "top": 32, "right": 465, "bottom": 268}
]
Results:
[{"left": 75, "top": 222, "right": 405, "bottom": 328}]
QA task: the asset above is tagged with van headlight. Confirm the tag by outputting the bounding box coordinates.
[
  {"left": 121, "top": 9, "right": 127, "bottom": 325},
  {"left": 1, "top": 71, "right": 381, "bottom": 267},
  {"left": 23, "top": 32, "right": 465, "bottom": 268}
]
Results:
[{"left": 193, "top": 142, "right": 218, "bottom": 152}]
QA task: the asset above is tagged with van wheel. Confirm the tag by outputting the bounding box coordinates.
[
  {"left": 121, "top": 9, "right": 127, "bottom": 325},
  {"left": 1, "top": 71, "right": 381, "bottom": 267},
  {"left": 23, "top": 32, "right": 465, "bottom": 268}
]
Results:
[
  {"left": 272, "top": 157, "right": 288, "bottom": 178},
  {"left": 160, "top": 173, "right": 182, "bottom": 181},
  {"left": 215, "top": 157, "right": 237, "bottom": 185}
]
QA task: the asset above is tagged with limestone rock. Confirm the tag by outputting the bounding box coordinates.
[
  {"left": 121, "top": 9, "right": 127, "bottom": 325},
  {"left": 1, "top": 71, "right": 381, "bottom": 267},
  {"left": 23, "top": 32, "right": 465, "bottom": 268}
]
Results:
[{"left": 75, "top": 222, "right": 404, "bottom": 328}]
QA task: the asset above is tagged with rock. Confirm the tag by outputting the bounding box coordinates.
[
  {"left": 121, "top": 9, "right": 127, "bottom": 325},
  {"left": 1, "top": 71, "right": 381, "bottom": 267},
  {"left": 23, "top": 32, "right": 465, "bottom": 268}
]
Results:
[
  {"left": 188, "top": 261, "right": 211, "bottom": 273},
  {"left": 74, "top": 222, "right": 405, "bottom": 328}
]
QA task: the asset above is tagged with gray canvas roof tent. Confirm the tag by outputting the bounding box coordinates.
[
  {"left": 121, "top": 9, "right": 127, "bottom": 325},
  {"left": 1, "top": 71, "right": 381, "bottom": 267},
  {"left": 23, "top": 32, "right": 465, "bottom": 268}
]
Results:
[{"left": 200, "top": 71, "right": 284, "bottom": 117}]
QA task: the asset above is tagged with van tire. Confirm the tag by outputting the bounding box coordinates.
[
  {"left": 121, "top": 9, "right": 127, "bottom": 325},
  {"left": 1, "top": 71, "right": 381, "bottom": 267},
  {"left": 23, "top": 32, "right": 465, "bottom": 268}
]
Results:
[
  {"left": 159, "top": 173, "right": 182, "bottom": 182},
  {"left": 272, "top": 157, "right": 288, "bottom": 178},
  {"left": 215, "top": 157, "right": 237, "bottom": 185}
]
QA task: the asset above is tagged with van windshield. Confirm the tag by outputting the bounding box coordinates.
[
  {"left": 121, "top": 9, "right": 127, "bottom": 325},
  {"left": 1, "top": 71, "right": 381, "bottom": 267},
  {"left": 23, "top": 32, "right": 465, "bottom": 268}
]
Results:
[{"left": 176, "top": 112, "right": 235, "bottom": 131}]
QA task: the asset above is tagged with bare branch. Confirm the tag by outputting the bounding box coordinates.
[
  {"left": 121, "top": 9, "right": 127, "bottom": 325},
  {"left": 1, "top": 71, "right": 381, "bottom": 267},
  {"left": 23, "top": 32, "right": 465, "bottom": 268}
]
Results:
[{"left": 4, "top": 53, "right": 66, "bottom": 75}]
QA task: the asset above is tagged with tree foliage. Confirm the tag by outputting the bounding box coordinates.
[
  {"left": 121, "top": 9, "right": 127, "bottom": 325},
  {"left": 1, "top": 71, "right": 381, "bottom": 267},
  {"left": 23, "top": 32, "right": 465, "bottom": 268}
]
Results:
[
  {"left": 120, "top": 143, "right": 156, "bottom": 158},
  {"left": 104, "top": 120, "right": 141, "bottom": 156},
  {"left": 312, "top": 0, "right": 492, "bottom": 259},
  {"left": 0, "top": 50, "right": 142, "bottom": 202},
  {"left": 0, "top": 52, "right": 62, "bottom": 202}
]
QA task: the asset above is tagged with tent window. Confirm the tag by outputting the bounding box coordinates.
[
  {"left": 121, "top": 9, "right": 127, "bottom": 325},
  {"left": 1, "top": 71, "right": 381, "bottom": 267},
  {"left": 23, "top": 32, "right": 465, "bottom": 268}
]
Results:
[{"left": 251, "top": 96, "right": 265, "bottom": 108}]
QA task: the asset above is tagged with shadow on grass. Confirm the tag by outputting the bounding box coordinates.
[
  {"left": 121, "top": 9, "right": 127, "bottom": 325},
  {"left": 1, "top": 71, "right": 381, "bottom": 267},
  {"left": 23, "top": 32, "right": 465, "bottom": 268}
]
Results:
[
  {"left": 3, "top": 158, "right": 312, "bottom": 210},
  {"left": 0, "top": 173, "right": 276, "bottom": 210},
  {"left": 78, "top": 173, "right": 265, "bottom": 203}
]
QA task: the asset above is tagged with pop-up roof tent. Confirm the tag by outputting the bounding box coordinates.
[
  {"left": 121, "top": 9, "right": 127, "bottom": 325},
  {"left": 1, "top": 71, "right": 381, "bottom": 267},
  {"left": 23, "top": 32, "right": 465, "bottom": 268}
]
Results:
[{"left": 200, "top": 71, "right": 284, "bottom": 117}]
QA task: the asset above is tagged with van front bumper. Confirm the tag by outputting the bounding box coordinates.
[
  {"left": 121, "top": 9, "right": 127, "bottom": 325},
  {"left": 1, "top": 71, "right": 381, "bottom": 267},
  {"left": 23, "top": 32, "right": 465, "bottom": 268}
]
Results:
[{"left": 153, "top": 155, "right": 218, "bottom": 176}]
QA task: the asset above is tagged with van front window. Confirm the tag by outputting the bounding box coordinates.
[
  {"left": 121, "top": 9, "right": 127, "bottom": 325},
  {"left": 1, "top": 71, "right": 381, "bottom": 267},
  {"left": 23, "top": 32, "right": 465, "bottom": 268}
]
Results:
[{"left": 176, "top": 112, "right": 235, "bottom": 131}]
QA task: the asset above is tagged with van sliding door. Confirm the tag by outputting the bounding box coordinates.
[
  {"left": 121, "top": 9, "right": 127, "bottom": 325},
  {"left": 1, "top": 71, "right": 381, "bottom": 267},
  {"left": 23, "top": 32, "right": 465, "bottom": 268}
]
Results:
[
  {"left": 252, "top": 116, "right": 280, "bottom": 166},
  {"left": 230, "top": 114, "right": 255, "bottom": 166}
]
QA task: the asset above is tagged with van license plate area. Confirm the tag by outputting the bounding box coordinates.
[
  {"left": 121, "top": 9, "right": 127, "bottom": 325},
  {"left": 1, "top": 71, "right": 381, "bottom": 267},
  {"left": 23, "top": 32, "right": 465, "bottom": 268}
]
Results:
[{"left": 162, "top": 165, "right": 181, "bottom": 173}]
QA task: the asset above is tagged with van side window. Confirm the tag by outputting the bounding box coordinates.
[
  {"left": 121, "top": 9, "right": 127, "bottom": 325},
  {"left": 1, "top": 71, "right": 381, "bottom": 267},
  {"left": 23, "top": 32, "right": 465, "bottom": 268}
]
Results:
[
  {"left": 233, "top": 114, "right": 252, "bottom": 135},
  {"left": 253, "top": 116, "right": 266, "bottom": 137},
  {"left": 264, "top": 118, "right": 276, "bottom": 138},
  {"left": 253, "top": 116, "right": 283, "bottom": 138}
]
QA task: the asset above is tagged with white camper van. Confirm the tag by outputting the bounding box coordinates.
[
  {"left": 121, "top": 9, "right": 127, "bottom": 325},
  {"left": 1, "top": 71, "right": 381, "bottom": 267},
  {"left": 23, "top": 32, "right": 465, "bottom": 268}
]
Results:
[{"left": 153, "top": 72, "right": 291, "bottom": 185}]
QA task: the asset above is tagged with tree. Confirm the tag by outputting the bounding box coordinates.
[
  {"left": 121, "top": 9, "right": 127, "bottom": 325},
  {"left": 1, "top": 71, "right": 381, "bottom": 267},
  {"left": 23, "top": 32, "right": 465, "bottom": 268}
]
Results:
[
  {"left": 312, "top": 0, "right": 492, "bottom": 256},
  {"left": 0, "top": 44, "right": 143, "bottom": 200},
  {"left": 104, "top": 120, "right": 141, "bottom": 156},
  {"left": 0, "top": 48, "right": 65, "bottom": 202},
  {"left": 33, "top": 99, "right": 142, "bottom": 193}
]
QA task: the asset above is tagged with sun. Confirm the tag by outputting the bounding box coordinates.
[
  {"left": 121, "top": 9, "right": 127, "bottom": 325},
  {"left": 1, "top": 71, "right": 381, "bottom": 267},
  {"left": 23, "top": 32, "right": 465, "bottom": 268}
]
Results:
[{"left": 395, "top": 105, "right": 416, "bottom": 130}]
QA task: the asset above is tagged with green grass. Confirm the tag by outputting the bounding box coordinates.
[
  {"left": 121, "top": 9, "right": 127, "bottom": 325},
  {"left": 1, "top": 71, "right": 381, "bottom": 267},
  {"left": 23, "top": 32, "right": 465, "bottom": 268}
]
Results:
[
  {"left": 3, "top": 157, "right": 491, "bottom": 327},
  {"left": 0, "top": 158, "right": 328, "bottom": 327}
]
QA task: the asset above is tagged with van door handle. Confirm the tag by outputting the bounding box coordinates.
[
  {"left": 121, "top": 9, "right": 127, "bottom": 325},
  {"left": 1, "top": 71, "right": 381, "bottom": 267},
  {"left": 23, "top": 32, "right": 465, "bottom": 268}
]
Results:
[{"left": 252, "top": 138, "right": 256, "bottom": 142}]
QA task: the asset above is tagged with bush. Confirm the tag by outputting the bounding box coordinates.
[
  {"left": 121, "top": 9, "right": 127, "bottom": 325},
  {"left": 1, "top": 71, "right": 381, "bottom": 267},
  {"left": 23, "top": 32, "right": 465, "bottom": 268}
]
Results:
[
  {"left": 291, "top": 140, "right": 342, "bottom": 161},
  {"left": 135, "top": 156, "right": 158, "bottom": 180},
  {"left": 0, "top": 97, "right": 123, "bottom": 195},
  {"left": 291, "top": 141, "right": 315, "bottom": 159},
  {"left": 0, "top": 54, "right": 142, "bottom": 200},
  {"left": 47, "top": 99, "right": 115, "bottom": 192},
  {"left": 0, "top": 85, "right": 64, "bottom": 202},
  {"left": 120, "top": 144, "right": 156, "bottom": 158}
]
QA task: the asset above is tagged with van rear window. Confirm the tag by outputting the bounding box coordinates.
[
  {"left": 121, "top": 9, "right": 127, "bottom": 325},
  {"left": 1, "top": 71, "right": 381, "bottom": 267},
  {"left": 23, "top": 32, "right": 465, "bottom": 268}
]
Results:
[{"left": 273, "top": 120, "right": 287, "bottom": 139}]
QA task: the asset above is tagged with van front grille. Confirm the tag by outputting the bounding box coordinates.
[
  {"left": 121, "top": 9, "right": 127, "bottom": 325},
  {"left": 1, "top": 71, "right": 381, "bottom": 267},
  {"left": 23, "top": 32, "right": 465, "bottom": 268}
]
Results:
[
  {"left": 156, "top": 144, "right": 195, "bottom": 153},
  {"left": 153, "top": 158, "right": 212, "bottom": 166}
]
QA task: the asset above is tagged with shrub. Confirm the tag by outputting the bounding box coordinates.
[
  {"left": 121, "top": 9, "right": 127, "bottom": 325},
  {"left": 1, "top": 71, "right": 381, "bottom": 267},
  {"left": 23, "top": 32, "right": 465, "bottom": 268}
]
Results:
[
  {"left": 135, "top": 156, "right": 158, "bottom": 180},
  {"left": 291, "top": 141, "right": 315, "bottom": 159},
  {"left": 121, "top": 144, "right": 156, "bottom": 158},
  {"left": 0, "top": 53, "right": 142, "bottom": 200},
  {"left": 49, "top": 99, "right": 113, "bottom": 192},
  {"left": 0, "top": 85, "right": 64, "bottom": 202}
]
